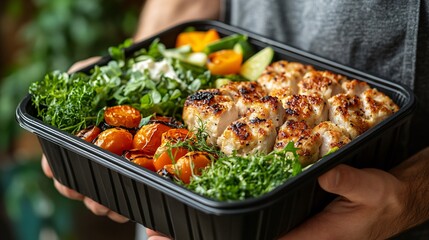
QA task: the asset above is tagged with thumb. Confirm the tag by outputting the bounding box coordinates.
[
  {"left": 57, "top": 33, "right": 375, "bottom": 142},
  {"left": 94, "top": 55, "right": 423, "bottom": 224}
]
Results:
[{"left": 318, "top": 164, "right": 390, "bottom": 204}]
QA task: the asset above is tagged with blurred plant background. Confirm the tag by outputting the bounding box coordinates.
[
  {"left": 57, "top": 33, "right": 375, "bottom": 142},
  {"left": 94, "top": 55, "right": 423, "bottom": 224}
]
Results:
[{"left": 0, "top": 0, "right": 143, "bottom": 239}]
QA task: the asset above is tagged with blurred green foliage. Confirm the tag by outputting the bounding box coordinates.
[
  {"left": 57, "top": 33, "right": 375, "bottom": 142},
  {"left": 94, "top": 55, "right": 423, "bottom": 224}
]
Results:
[
  {"left": 1, "top": 159, "right": 78, "bottom": 240},
  {"left": 0, "top": 0, "right": 140, "bottom": 152},
  {"left": 0, "top": 0, "right": 141, "bottom": 239}
]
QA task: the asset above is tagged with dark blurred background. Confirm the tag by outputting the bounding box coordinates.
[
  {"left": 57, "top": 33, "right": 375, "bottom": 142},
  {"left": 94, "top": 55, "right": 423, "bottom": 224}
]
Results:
[{"left": 0, "top": 0, "right": 143, "bottom": 239}]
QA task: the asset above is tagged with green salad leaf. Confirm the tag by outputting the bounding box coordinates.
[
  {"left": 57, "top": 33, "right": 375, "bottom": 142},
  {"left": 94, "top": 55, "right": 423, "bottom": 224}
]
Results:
[{"left": 29, "top": 39, "right": 217, "bottom": 133}]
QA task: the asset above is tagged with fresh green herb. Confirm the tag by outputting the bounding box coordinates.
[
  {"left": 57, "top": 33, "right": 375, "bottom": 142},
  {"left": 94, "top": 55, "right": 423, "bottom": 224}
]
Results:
[
  {"left": 29, "top": 70, "right": 121, "bottom": 134},
  {"left": 187, "top": 141, "right": 302, "bottom": 201},
  {"left": 131, "top": 39, "right": 164, "bottom": 63},
  {"left": 170, "top": 119, "right": 223, "bottom": 156},
  {"left": 108, "top": 38, "right": 133, "bottom": 61}
]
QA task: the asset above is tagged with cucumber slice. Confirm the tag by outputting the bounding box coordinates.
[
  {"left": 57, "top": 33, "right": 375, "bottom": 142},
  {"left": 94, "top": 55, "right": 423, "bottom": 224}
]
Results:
[
  {"left": 184, "top": 52, "right": 207, "bottom": 67},
  {"left": 239, "top": 47, "right": 274, "bottom": 81},
  {"left": 233, "top": 40, "right": 255, "bottom": 61},
  {"left": 214, "top": 78, "right": 232, "bottom": 88},
  {"left": 162, "top": 46, "right": 207, "bottom": 67},
  {"left": 204, "top": 34, "right": 247, "bottom": 54},
  {"left": 162, "top": 45, "right": 192, "bottom": 59}
]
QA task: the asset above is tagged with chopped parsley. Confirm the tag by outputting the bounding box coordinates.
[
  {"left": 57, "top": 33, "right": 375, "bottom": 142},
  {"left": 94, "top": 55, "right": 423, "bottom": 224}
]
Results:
[{"left": 187, "top": 141, "right": 302, "bottom": 201}]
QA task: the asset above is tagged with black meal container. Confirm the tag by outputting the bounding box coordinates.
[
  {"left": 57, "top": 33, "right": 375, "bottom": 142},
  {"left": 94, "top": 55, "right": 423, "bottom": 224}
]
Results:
[{"left": 16, "top": 20, "right": 416, "bottom": 240}]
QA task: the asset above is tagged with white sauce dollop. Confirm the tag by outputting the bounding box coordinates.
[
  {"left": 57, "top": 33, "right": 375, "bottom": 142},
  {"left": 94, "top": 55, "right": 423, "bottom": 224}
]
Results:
[{"left": 132, "top": 59, "right": 179, "bottom": 82}]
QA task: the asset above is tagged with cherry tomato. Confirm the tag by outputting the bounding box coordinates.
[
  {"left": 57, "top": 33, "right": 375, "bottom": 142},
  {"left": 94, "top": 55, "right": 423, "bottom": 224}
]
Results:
[
  {"left": 123, "top": 149, "right": 156, "bottom": 171},
  {"left": 94, "top": 128, "right": 133, "bottom": 155},
  {"left": 132, "top": 123, "right": 172, "bottom": 155},
  {"left": 207, "top": 50, "right": 243, "bottom": 75},
  {"left": 133, "top": 156, "right": 156, "bottom": 172},
  {"left": 76, "top": 125, "right": 101, "bottom": 143},
  {"left": 164, "top": 151, "right": 212, "bottom": 184},
  {"left": 153, "top": 128, "right": 194, "bottom": 171},
  {"left": 104, "top": 105, "right": 142, "bottom": 129},
  {"left": 154, "top": 147, "right": 189, "bottom": 172},
  {"left": 123, "top": 149, "right": 153, "bottom": 159},
  {"left": 176, "top": 29, "right": 220, "bottom": 52},
  {"left": 160, "top": 128, "right": 192, "bottom": 145},
  {"left": 149, "top": 115, "right": 184, "bottom": 128}
]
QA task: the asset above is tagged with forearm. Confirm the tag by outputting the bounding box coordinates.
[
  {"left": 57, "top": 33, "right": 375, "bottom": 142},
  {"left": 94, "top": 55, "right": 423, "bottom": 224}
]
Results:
[
  {"left": 134, "top": 0, "right": 221, "bottom": 41},
  {"left": 390, "top": 146, "right": 429, "bottom": 231}
]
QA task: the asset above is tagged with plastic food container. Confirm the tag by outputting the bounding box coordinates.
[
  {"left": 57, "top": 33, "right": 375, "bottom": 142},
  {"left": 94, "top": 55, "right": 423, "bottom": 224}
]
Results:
[{"left": 16, "top": 20, "right": 416, "bottom": 240}]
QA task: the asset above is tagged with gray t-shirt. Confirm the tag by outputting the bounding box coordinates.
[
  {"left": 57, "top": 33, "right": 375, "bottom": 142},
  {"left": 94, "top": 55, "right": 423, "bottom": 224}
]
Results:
[
  {"left": 224, "top": 0, "right": 429, "bottom": 155},
  {"left": 223, "top": 1, "right": 429, "bottom": 238}
]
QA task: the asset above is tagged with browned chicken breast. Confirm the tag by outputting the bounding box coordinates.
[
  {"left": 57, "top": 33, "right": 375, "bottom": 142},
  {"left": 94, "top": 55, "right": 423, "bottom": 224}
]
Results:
[
  {"left": 183, "top": 62, "right": 400, "bottom": 167},
  {"left": 341, "top": 79, "right": 371, "bottom": 96},
  {"left": 313, "top": 121, "right": 351, "bottom": 157},
  {"left": 327, "top": 93, "right": 370, "bottom": 139},
  {"left": 278, "top": 94, "right": 327, "bottom": 128},
  {"left": 275, "top": 120, "right": 321, "bottom": 166},
  {"left": 269, "top": 87, "right": 294, "bottom": 100},
  {"left": 219, "top": 81, "right": 267, "bottom": 116},
  {"left": 299, "top": 70, "right": 346, "bottom": 100},
  {"left": 217, "top": 117, "right": 277, "bottom": 156},
  {"left": 257, "top": 60, "right": 314, "bottom": 94},
  {"left": 183, "top": 89, "right": 238, "bottom": 145},
  {"left": 360, "top": 88, "right": 400, "bottom": 127},
  {"left": 244, "top": 96, "right": 285, "bottom": 128}
]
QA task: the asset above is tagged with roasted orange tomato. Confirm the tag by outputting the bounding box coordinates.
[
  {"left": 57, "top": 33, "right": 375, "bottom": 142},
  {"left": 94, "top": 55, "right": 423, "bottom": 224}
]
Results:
[
  {"left": 153, "top": 128, "right": 192, "bottom": 171},
  {"left": 104, "top": 105, "right": 142, "bottom": 129},
  {"left": 132, "top": 123, "right": 172, "bottom": 155},
  {"left": 160, "top": 128, "right": 192, "bottom": 144},
  {"left": 176, "top": 29, "right": 220, "bottom": 52},
  {"left": 154, "top": 148, "right": 189, "bottom": 172},
  {"left": 148, "top": 115, "right": 184, "bottom": 129},
  {"left": 133, "top": 157, "right": 156, "bottom": 172},
  {"left": 94, "top": 128, "right": 133, "bottom": 155},
  {"left": 207, "top": 49, "right": 243, "bottom": 75},
  {"left": 76, "top": 125, "right": 101, "bottom": 143},
  {"left": 124, "top": 150, "right": 156, "bottom": 172},
  {"left": 164, "top": 151, "right": 212, "bottom": 184}
]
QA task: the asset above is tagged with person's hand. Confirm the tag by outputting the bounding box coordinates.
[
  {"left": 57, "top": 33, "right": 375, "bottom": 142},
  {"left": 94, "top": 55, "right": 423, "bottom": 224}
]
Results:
[
  {"left": 281, "top": 147, "right": 429, "bottom": 240},
  {"left": 40, "top": 56, "right": 129, "bottom": 223},
  {"left": 280, "top": 164, "right": 406, "bottom": 240},
  {"left": 146, "top": 228, "right": 171, "bottom": 240},
  {"left": 67, "top": 56, "right": 102, "bottom": 73}
]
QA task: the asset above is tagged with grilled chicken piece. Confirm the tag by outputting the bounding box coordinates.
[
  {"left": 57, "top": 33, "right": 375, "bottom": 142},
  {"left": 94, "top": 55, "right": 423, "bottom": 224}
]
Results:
[
  {"left": 244, "top": 96, "right": 285, "bottom": 128},
  {"left": 341, "top": 79, "right": 371, "bottom": 96},
  {"left": 183, "top": 89, "right": 238, "bottom": 145},
  {"left": 257, "top": 60, "right": 314, "bottom": 94},
  {"left": 313, "top": 121, "right": 351, "bottom": 157},
  {"left": 217, "top": 117, "right": 277, "bottom": 156},
  {"left": 275, "top": 120, "right": 321, "bottom": 166},
  {"left": 299, "top": 70, "right": 346, "bottom": 100},
  {"left": 269, "top": 87, "right": 294, "bottom": 99},
  {"left": 278, "top": 94, "right": 327, "bottom": 128},
  {"left": 327, "top": 94, "right": 370, "bottom": 139},
  {"left": 360, "top": 88, "right": 400, "bottom": 127},
  {"left": 219, "top": 81, "right": 267, "bottom": 116}
]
